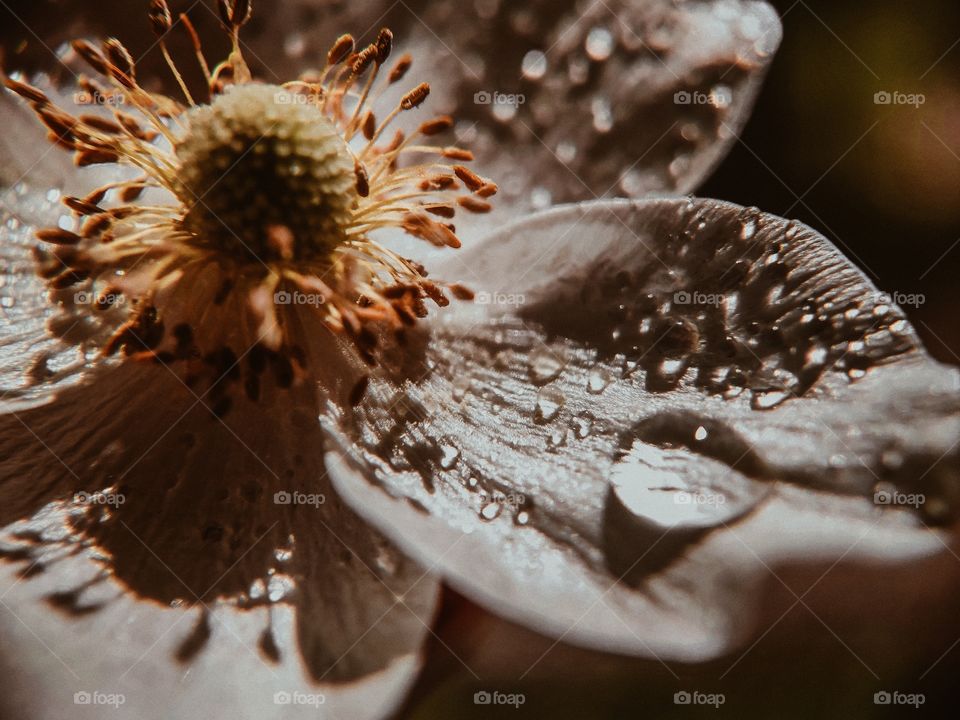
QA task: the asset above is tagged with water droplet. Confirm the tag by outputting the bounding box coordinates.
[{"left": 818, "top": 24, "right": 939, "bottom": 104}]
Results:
[
  {"left": 492, "top": 101, "right": 518, "bottom": 122},
  {"left": 480, "top": 501, "right": 501, "bottom": 520},
  {"left": 585, "top": 27, "right": 614, "bottom": 61},
  {"left": 284, "top": 33, "right": 306, "bottom": 58},
  {"left": 515, "top": 510, "right": 530, "bottom": 525},
  {"left": 573, "top": 415, "right": 593, "bottom": 439},
  {"left": 521, "top": 49, "right": 548, "bottom": 80},
  {"left": 591, "top": 96, "right": 614, "bottom": 133},
  {"left": 528, "top": 347, "right": 564, "bottom": 385},
  {"left": 267, "top": 574, "right": 295, "bottom": 602},
  {"left": 556, "top": 141, "right": 577, "bottom": 164},
  {"left": 467, "top": 476, "right": 479, "bottom": 488},
  {"left": 534, "top": 388, "right": 565, "bottom": 423},
  {"left": 439, "top": 444, "right": 461, "bottom": 470},
  {"left": 249, "top": 578, "right": 266, "bottom": 600},
  {"left": 548, "top": 427, "right": 569, "bottom": 449},
  {"left": 587, "top": 367, "right": 611, "bottom": 394},
  {"left": 847, "top": 368, "right": 867, "bottom": 381},
  {"left": 694, "top": 426, "right": 708, "bottom": 441},
  {"left": 751, "top": 389, "right": 790, "bottom": 410},
  {"left": 274, "top": 547, "right": 293, "bottom": 563},
  {"left": 531, "top": 186, "right": 552, "bottom": 209}
]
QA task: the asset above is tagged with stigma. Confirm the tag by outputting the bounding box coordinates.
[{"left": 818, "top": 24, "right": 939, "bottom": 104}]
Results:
[{"left": 3, "top": 0, "right": 494, "bottom": 409}]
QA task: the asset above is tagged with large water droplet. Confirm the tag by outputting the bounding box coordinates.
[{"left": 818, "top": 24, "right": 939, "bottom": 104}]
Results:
[
  {"left": 528, "top": 347, "right": 565, "bottom": 385},
  {"left": 587, "top": 367, "right": 612, "bottom": 394},
  {"left": 439, "top": 444, "right": 461, "bottom": 470},
  {"left": 521, "top": 49, "right": 548, "bottom": 80},
  {"left": 585, "top": 27, "right": 614, "bottom": 61},
  {"left": 534, "top": 388, "right": 565, "bottom": 423}
]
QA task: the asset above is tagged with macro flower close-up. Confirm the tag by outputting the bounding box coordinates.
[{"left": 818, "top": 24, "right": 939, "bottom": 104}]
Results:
[{"left": 1, "top": 1, "right": 958, "bottom": 718}]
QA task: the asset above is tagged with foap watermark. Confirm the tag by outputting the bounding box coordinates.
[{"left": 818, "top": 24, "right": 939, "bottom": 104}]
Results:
[
  {"left": 273, "top": 490, "right": 325, "bottom": 508},
  {"left": 874, "top": 291, "right": 925, "bottom": 308},
  {"left": 489, "top": 490, "right": 526, "bottom": 509},
  {"left": 673, "top": 290, "right": 724, "bottom": 307},
  {"left": 274, "top": 691, "right": 326, "bottom": 707},
  {"left": 475, "top": 291, "right": 526, "bottom": 307},
  {"left": 874, "top": 488, "right": 925, "bottom": 509},
  {"left": 74, "top": 691, "right": 126, "bottom": 708},
  {"left": 473, "top": 90, "right": 526, "bottom": 108},
  {"left": 874, "top": 690, "right": 925, "bottom": 708},
  {"left": 674, "top": 88, "right": 732, "bottom": 108},
  {"left": 473, "top": 690, "right": 526, "bottom": 708},
  {"left": 274, "top": 290, "right": 326, "bottom": 307},
  {"left": 75, "top": 291, "right": 126, "bottom": 308},
  {"left": 675, "top": 491, "right": 726, "bottom": 507},
  {"left": 874, "top": 90, "right": 925, "bottom": 108},
  {"left": 674, "top": 690, "right": 725, "bottom": 708},
  {"left": 73, "top": 91, "right": 126, "bottom": 107},
  {"left": 75, "top": 491, "right": 126, "bottom": 508},
  {"left": 274, "top": 92, "right": 323, "bottom": 106}
]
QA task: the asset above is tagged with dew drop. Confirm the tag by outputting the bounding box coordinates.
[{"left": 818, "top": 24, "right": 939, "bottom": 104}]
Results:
[
  {"left": 515, "top": 510, "right": 530, "bottom": 525},
  {"left": 439, "top": 444, "right": 461, "bottom": 470},
  {"left": 585, "top": 27, "right": 614, "bottom": 61},
  {"left": 750, "top": 389, "right": 790, "bottom": 410},
  {"left": 548, "top": 427, "right": 569, "bottom": 449},
  {"left": 694, "top": 426, "right": 708, "bottom": 441},
  {"left": 556, "top": 141, "right": 577, "bottom": 164},
  {"left": 521, "top": 49, "right": 548, "bottom": 80},
  {"left": 480, "top": 501, "right": 501, "bottom": 521},
  {"left": 534, "top": 387, "right": 565, "bottom": 423},
  {"left": 591, "top": 96, "right": 614, "bottom": 133},
  {"left": 587, "top": 367, "right": 612, "bottom": 394},
  {"left": 528, "top": 347, "right": 564, "bottom": 385}
]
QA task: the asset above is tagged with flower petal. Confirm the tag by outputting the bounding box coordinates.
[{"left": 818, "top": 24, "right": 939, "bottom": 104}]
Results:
[
  {"left": 324, "top": 198, "right": 960, "bottom": 661},
  {"left": 310, "top": 0, "right": 782, "bottom": 214},
  {"left": 0, "top": 363, "right": 440, "bottom": 719}
]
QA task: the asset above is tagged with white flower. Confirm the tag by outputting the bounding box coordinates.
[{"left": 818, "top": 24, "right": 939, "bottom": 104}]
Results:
[{"left": 1, "top": 2, "right": 957, "bottom": 719}]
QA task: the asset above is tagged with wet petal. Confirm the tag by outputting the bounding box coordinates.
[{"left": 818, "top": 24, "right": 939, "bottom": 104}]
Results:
[
  {"left": 294, "top": 0, "right": 782, "bottom": 216},
  {"left": 325, "top": 198, "right": 960, "bottom": 660},
  {"left": 0, "top": 363, "right": 439, "bottom": 719}
]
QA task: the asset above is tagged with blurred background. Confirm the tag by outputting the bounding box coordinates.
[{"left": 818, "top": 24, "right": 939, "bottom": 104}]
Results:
[{"left": 1, "top": 0, "right": 958, "bottom": 717}]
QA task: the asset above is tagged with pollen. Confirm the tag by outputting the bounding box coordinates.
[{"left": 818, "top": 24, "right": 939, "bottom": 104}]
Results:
[
  {"left": 3, "top": 0, "right": 499, "bottom": 409},
  {"left": 175, "top": 85, "right": 356, "bottom": 260}
]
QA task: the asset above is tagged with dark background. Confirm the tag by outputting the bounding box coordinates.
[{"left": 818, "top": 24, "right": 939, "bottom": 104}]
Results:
[{"left": 1, "top": 1, "right": 958, "bottom": 718}]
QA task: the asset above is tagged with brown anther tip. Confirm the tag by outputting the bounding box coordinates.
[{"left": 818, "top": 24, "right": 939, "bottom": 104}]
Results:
[
  {"left": 400, "top": 82, "right": 430, "bottom": 110},
  {"left": 375, "top": 28, "right": 394, "bottom": 65},
  {"left": 355, "top": 162, "right": 370, "bottom": 197},
  {"left": 476, "top": 182, "right": 499, "bottom": 198},
  {"left": 3, "top": 77, "right": 48, "bottom": 105},
  {"left": 230, "top": 0, "right": 253, "bottom": 27},
  {"left": 103, "top": 38, "right": 136, "bottom": 87},
  {"left": 425, "top": 204, "right": 456, "bottom": 219},
  {"left": 79, "top": 114, "right": 124, "bottom": 135},
  {"left": 148, "top": 0, "right": 173, "bottom": 36},
  {"left": 443, "top": 147, "right": 474, "bottom": 161},
  {"left": 457, "top": 196, "right": 493, "bottom": 214},
  {"left": 453, "top": 165, "right": 484, "bottom": 191},
  {"left": 361, "top": 110, "right": 376, "bottom": 140},
  {"left": 120, "top": 184, "right": 146, "bottom": 202},
  {"left": 419, "top": 116, "right": 454, "bottom": 136},
  {"left": 327, "top": 34, "right": 355, "bottom": 66},
  {"left": 448, "top": 283, "right": 476, "bottom": 301},
  {"left": 388, "top": 53, "right": 412, "bottom": 84},
  {"left": 76, "top": 149, "right": 120, "bottom": 167},
  {"left": 352, "top": 45, "right": 378, "bottom": 75},
  {"left": 36, "top": 228, "right": 82, "bottom": 246},
  {"left": 71, "top": 40, "right": 108, "bottom": 75},
  {"left": 65, "top": 196, "right": 103, "bottom": 216}
]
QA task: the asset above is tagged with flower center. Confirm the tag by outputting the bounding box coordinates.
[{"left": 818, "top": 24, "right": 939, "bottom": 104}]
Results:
[{"left": 175, "top": 84, "right": 357, "bottom": 262}]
